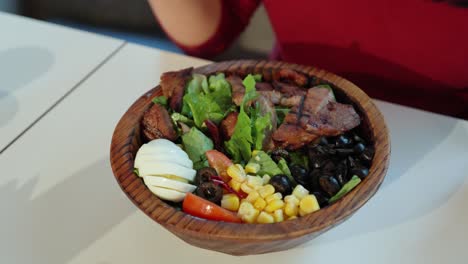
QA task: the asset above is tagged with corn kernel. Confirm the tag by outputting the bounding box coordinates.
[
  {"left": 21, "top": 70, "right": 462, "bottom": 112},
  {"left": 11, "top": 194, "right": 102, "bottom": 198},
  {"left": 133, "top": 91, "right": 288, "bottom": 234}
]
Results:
[
  {"left": 284, "top": 195, "right": 300, "bottom": 206},
  {"left": 253, "top": 197, "right": 267, "bottom": 210},
  {"left": 228, "top": 179, "right": 242, "bottom": 192},
  {"left": 258, "top": 184, "right": 275, "bottom": 198},
  {"left": 264, "top": 199, "right": 285, "bottom": 213},
  {"left": 287, "top": 215, "right": 298, "bottom": 221},
  {"left": 245, "top": 163, "right": 260, "bottom": 174},
  {"left": 238, "top": 201, "right": 259, "bottom": 223},
  {"left": 252, "top": 150, "right": 260, "bottom": 156},
  {"left": 257, "top": 211, "right": 275, "bottom": 224},
  {"left": 292, "top": 184, "right": 309, "bottom": 200},
  {"left": 241, "top": 182, "right": 255, "bottom": 194},
  {"left": 246, "top": 175, "right": 263, "bottom": 189},
  {"left": 262, "top": 174, "right": 271, "bottom": 185},
  {"left": 273, "top": 209, "right": 284, "bottom": 222},
  {"left": 245, "top": 191, "right": 260, "bottom": 203},
  {"left": 284, "top": 202, "right": 299, "bottom": 217},
  {"left": 221, "top": 194, "right": 240, "bottom": 211},
  {"left": 265, "top": 192, "right": 283, "bottom": 204},
  {"left": 299, "top": 194, "right": 320, "bottom": 216},
  {"left": 227, "top": 164, "right": 246, "bottom": 182}
]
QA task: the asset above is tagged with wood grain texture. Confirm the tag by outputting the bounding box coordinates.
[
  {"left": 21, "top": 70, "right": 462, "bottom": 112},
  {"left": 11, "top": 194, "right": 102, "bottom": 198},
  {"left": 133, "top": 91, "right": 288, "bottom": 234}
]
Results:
[{"left": 110, "top": 60, "right": 391, "bottom": 255}]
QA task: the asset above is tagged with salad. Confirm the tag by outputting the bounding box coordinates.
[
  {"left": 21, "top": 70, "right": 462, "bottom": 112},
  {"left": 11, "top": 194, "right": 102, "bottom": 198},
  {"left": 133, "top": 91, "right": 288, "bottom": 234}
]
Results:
[{"left": 134, "top": 67, "right": 373, "bottom": 224}]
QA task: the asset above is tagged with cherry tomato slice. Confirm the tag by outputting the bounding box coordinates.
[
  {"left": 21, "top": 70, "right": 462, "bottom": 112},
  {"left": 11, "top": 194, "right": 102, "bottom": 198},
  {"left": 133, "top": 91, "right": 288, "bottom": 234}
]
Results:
[
  {"left": 205, "top": 150, "right": 233, "bottom": 182},
  {"left": 183, "top": 193, "right": 242, "bottom": 223}
]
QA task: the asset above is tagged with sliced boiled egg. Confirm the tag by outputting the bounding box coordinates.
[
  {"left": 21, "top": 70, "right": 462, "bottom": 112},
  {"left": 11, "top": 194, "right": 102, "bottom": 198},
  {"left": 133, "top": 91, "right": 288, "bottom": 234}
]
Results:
[
  {"left": 146, "top": 185, "right": 186, "bottom": 202},
  {"left": 138, "top": 162, "right": 196, "bottom": 182},
  {"left": 143, "top": 176, "right": 196, "bottom": 193},
  {"left": 135, "top": 153, "right": 192, "bottom": 169}
]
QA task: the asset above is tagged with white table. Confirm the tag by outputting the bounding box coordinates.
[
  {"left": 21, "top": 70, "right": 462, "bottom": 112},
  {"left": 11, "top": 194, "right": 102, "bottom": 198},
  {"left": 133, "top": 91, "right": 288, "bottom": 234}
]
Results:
[
  {"left": 0, "top": 12, "right": 124, "bottom": 152},
  {"left": 1, "top": 18, "right": 468, "bottom": 264}
]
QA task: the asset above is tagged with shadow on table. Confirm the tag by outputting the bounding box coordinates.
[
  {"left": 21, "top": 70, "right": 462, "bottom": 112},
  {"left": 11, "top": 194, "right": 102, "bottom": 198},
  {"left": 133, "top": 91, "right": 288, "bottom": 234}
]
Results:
[
  {"left": 300, "top": 103, "right": 467, "bottom": 246},
  {"left": 0, "top": 158, "right": 136, "bottom": 264},
  {"left": 0, "top": 46, "right": 54, "bottom": 128}
]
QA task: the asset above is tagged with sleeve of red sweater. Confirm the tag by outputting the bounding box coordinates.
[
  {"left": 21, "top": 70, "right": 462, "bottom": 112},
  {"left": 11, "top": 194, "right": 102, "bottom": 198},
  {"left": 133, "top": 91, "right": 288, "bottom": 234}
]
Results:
[{"left": 156, "top": 0, "right": 261, "bottom": 58}]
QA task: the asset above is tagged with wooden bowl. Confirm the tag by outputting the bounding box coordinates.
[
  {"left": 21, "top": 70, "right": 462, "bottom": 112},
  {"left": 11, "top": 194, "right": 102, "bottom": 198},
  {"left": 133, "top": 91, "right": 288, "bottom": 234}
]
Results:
[{"left": 110, "top": 60, "right": 390, "bottom": 255}]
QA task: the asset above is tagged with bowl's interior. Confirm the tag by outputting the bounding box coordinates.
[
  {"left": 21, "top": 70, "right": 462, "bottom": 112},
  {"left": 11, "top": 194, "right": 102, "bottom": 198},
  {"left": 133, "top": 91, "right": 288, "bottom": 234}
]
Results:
[{"left": 110, "top": 60, "right": 390, "bottom": 243}]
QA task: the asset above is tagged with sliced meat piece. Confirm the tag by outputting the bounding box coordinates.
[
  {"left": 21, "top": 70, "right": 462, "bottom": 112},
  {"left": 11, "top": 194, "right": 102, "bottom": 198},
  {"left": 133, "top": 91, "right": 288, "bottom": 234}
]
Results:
[
  {"left": 160, "top": 67, "right": 192, "bottom": 112},
  {"left": 272, "top": 124, "right": 318, "bottom": 150},
  {"left": 272, "top": 69, "right": 308, "bottom": 87},
  {"left": 220, "top": 112, "right": 238, "bottom": 140},
  {"left": 273, "top": 87, "right": 360, "bottom": 149},
  {"left": 280, "top": 96, "right": 303, "bottom": 107},
  {"left": 258, "top": 90, "right": 282, "bottom": 105},
  {"left": 227, "top": 75, "right": 245, "bottom": 106},
  {"left": 142, "top": 104, "right": 178, "bottom": 141},
  {"left": 299, "top": 102, "right": 361, "bottom": 136},
  {"left": 255, "top": 82, "right": 274, "bottom": 91},
  {"left": 272, "top": 81, "right": 306, "bottom": 97},
  {"left": 302, "top": 87, "right": 335, "bottom": 114}
]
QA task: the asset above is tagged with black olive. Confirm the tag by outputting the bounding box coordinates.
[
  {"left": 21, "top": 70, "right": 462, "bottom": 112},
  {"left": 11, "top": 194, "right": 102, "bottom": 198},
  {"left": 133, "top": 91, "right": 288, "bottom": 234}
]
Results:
[
  {"left": 307, "top": 169, "right": 321, "bottom": 191},
  {"left": 352, "top": 133, "right": 364, "bottom": 143},
  {"left": 335, "top": 134, "right": 352, "bottom": 147},
  {"left": 319, "top": 137, "right": 329, "bottom": 146},
  {"left": 319, "top": 175, "right": 341, "bottom": 197},
  {"left": 353, "top": 143, "right": 366, "bottom": 154},
  {"left": 351, "top": 166, "right": 369, "bottom": 179},
  {"left": 321, "top": 160, "right": 336, "bottom": 174},
  {"left": 312, "top": 191, "right": 329, "bottom": 207},
  {"left": 335, "top": 148, "right": 354, "bottom": 157},
  {"left": 271, "top": 148, "right": 290, "bottom": 163},
  {"left": 360, "top": 147, "right": 375, "bottom": 164},
  {"left": 335, "top": 159, "right": 348, "bottom": 185},
  {"left": 270, "top": 175, "right": 293, "bottom": 196},
  {"left": 290, "top": 164, "right": 309, "bottom": 186},
  {"left": 195, "top": 181, "right": 223, "bottom": 204},
  {"left": 194, "top": 167, "right": 217, "bottom": 185}
]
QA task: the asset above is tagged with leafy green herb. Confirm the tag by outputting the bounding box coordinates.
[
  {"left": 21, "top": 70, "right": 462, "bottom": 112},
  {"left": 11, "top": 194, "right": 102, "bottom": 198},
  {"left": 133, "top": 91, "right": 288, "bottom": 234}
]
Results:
[
  {"left": 182, "top": 127, "right": 214, "bottom": 169},
  {"left": 247, "top": 151, "right": 283, "bottom": 176},
  {"left": 171, "top": 112, "right": 194, "bottom": 126},
  {"left": 277, "top": 157, "right": 297, "bottom": 185},
  {"left": 133, "top": 168, "right": 139, "bottom": 176},
  {"left": 152, "top": 96, "right": 167, "bottom": 106},
  {"left": 329, "top": 175, "right": 361, "bottom": 203},
  {"left": 253, "top": 74, "right": 262, "bottom": 82},
  {"left": 182, "top": 73, "right": 233, "bottom": 127},
  {"left": 253, "top": 111, "right": 271, "bottom": 150},
  {"left": 224, "top": 74, "right": 259, "bottom": 163},
  {"left": 289, "top": 151, "right": 310, "bottom": 170},
  {"left": 275, "top": 107, "right": 290, "bottom": 125}
]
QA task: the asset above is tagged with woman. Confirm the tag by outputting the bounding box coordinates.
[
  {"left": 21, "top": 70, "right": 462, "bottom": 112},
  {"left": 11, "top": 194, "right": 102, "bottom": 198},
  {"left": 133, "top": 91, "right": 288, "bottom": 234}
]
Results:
[{"left": 148, "top": 0, "right": 468, "bottom": 118}]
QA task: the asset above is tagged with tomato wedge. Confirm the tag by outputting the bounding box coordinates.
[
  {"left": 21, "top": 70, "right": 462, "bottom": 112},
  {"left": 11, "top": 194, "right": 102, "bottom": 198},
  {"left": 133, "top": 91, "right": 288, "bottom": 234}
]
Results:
[
  {"left": 183, "top": 193, "right": 242, "bottom": 223},
  {"left": 205, "top": 150, "right": 233, "bottom": 182}
]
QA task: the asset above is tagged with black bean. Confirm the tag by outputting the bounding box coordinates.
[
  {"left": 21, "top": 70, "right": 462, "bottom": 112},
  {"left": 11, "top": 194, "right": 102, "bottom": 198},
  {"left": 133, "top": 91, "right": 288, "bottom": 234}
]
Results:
[
  {"left": 335, "top": 148, "right": 354, "bottom": 157},
  {"left": 319, "top": 175, "right": 341, "bottom": 197},
  {"left": 353, "top": 143, "right": 366, "bottom": 154},
  {"left": 335, "top": 134, "right": 352, "bottom": 147},
  {"left": 270, "top": 175, "right": 293, "bottom": 196},
  {"left": 351, "top": 166, "right": 369, "bottom": 179},
  {"left": 360, "top": 147, "right": 375, "bottom": 164},
  {"left": 335, "top": 159, "right": 348, "bottom": 185},
  {"left": 319, "top": 137, "right": 329, "bottom": 146},
  {"left": 307, "top": 169, "right": 321, "bottom": 191},
  {"left": 290, "top": 165, "right": 309, "bottom": 186}
]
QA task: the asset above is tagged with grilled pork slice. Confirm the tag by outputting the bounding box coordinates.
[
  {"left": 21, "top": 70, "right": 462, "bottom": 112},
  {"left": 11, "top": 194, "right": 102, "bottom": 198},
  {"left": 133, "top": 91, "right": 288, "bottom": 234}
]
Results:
[
  {"left": 273, "top": 87, "right": 360, "bottom": 149},
  {"left": 220, "top": 112, "right": 238, "bottom": 141},
  {"left": 160, "top": 67, "right": 193, "bottom": 112},
  {"left": 142, "top": 104, "right": 178, "bottom": 141}
]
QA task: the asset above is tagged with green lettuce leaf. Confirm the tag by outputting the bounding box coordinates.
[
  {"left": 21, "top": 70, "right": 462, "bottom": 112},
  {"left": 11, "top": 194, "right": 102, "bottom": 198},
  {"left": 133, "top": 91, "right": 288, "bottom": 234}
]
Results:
[
  {"left": 254, "top": 111, "right": 271, "bottom": 150},
  {"left": 289, "top": 151, "right": 310, "bottom": 170},
  {"left": 182, "top": 127, "right": 214, "bottom": 169},
  {"left": 224, "top": 74, "right": 259, "bottom": 163},
  {"left": 247, "top": 151, "right": 283, "bottom": 176}
]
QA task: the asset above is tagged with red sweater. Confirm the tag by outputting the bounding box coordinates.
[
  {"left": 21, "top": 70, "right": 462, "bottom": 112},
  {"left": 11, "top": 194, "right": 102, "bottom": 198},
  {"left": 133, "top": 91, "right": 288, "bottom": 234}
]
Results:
[{"left": 160, "top": 0, "right": 468, "bottom": 118}]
